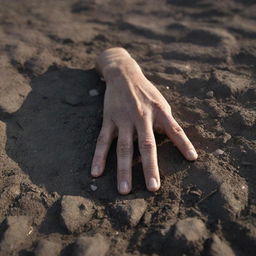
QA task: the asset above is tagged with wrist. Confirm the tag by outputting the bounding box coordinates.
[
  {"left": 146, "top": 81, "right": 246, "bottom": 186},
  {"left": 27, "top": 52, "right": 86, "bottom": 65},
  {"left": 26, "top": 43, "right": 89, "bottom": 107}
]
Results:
[{"left": 96, "top": 48, "right": 143, "bottom": 83}]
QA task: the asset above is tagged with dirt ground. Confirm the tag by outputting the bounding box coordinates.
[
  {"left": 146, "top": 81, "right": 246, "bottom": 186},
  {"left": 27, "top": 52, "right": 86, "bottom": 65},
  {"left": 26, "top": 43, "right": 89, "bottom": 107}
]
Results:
[{"left": 0, "top": 0, "right": 256, "bottom": 255}]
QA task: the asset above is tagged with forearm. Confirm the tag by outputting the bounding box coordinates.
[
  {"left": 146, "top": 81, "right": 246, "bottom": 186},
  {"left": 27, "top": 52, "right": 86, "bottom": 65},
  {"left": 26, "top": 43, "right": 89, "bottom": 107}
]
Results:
[{"left": 95, "top": 47, "right": 144, "bottom": 83}]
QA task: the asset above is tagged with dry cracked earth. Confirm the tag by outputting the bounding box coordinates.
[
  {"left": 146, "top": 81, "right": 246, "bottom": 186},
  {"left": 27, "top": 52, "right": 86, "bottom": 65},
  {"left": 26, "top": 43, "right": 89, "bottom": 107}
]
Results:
[{"left": 0, "top": 0, "right": 256, "bottom": 255}]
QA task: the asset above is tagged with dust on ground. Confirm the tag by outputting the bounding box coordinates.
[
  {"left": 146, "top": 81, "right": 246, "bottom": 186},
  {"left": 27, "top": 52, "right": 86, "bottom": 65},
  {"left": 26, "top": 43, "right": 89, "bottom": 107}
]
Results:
[{"left": 0, "top": 0, "right": 256, "bottom": 255}]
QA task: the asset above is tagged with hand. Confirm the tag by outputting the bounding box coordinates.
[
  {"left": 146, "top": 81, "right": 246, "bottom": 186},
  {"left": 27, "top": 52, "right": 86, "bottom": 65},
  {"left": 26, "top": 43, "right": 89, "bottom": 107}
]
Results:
[{"left": 91, "top": 48, "right": 198, "bottom": 195}]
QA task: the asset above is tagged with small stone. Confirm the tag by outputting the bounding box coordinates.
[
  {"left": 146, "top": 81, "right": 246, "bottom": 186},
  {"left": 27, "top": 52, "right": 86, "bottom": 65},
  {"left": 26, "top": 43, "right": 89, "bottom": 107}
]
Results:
[
  {"left": 206, "top": 91, "right": 214, "bottom": 97},
  {"left": 73, "top": 234, "right": 109, "bottom": 256},
  {"left": 214, "top": 149, "right": 224, "bottom": 155},
  {"left": 63, "top": 95, "right": 82, "bottom": 106},
  {"left": 60, "top": 195, "right": 94, "bottom": 233},
  {"left": 222, "top": 133, "right": 231, "bottom": 143},
  {"left": 90, "top": 184, "right": 97, "bottom": 191},
  {"left": 166, "top": 86, "right": 170, "bottom": 90},
  {"left": 189, "top": 190, "right": 202, "bottom": 197},
  {"left": 209, "top": 234, "right": 235, "bottom": 256},
  {"left": 35, "top": 239, "right": 62, "bottom": 256},
  {"left": 111, "top": 199, "right": 147, "bottom": 227},
  {"left": 89, "top": 89, "right": 99, "bottom": 97},
  {"left": 0, "top": 216, "right": 31, "bottom": 253}
]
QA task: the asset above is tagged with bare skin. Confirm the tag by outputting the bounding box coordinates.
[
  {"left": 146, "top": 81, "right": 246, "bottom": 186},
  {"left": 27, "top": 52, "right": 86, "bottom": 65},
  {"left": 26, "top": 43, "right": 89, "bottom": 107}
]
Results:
[{"left": 91, "top": 47, "right": 198, "bottom": 195}]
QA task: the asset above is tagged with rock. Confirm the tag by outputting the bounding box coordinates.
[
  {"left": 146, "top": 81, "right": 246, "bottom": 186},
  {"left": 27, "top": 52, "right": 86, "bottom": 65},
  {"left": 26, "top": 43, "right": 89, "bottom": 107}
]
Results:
[
  {"left": 60, "top": 195, "right": 94, "bottom": 233},
  {"left": 111, "top": 199, "right": 147, "bottom": 227},
  {"left": 164, "top": 217, "right": 208, "bottom": 255},
  {"left": 35, "top": 239, "right": 62, "bottom": 256},
  {"left": 206, "top": 91, "right": 214, "bottom": 97},
  {"left": 222, "top": 133, "right": 231, "bottom": 143},
  {"left": 210, "top": 70, "right": 250, "bottom": 97},
  {"left": 209, "top": 234, "right": 235, "bottom": 256},
  {"left": 73, "top": 234, "right": 109, "bottom": 256},
  {"left": 90, "top": 184, "right": 98, "bottom": 191},
  {"left": 0, "top": 216, "right": 31, "bottom": 253},
  {"left": 63, "top": 94, "right": 82, "bottom": 106},
  {"left": 166, "top": 62, "right": 191, "bottom": 74},
  {"left": 214, "top": 149, "right": 224, "bottom": 155},
  {"left": 89, "top": 89, "right": 99, "bottom": 97}
]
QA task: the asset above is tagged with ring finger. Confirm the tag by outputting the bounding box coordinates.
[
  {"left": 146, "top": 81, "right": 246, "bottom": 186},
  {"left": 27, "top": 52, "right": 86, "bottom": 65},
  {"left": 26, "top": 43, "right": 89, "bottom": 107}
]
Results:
[{"left": 116, "top": 125, "right": 134, "bottom": 194}]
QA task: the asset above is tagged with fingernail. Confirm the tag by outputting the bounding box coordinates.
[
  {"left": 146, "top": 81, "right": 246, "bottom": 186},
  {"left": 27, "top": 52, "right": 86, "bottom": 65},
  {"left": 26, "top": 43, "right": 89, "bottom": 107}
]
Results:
[
  {"left": 148, "top": 178, "right": 158, "bottom": 191},
  {"left": 187, "top": 149, "right": 198, "bottom": 160},
  {"left": 119, "top": 181, "right": 129, "bottom": 194},
  {"left": 91, "top": 166, "right": 100, "bottom": 176}
]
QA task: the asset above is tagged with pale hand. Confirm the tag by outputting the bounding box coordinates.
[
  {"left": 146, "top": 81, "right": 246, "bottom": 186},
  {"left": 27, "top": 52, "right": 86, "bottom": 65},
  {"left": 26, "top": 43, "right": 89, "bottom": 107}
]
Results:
[{"left": 91, "top": 48, "right": 198, "bottom": 195}]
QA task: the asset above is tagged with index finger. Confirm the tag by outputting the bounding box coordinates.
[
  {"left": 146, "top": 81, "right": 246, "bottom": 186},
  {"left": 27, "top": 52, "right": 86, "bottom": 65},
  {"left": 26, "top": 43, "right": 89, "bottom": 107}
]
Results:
[{"left": 163, "top": 114, "right": 198, "bottom": 161}]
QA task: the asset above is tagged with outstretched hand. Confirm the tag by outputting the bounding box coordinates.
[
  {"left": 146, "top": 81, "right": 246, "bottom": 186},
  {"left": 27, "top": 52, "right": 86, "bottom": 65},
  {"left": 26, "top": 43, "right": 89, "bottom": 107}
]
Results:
[{"left": 91, "top": 48, "right": 198, "bottom": 194}]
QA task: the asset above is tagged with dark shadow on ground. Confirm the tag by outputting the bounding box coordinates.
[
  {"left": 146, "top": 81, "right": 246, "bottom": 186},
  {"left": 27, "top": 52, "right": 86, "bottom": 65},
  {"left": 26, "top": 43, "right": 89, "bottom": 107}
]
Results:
[{"left": 3, "top": 66, "right": 109, "bottom": 196}]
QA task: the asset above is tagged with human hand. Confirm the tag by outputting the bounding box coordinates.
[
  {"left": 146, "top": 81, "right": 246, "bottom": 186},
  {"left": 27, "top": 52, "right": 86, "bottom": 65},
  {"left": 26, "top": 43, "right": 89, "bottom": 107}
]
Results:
[{"left": 91, "top": 48, "right": 198, "bottom": 194}]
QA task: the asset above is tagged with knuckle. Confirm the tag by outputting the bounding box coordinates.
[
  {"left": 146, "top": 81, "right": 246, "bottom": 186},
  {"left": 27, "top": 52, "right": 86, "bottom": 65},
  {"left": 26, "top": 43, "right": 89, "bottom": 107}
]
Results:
[
  {"left": 140, "top": 138, "right": 155, "bottom": 152},
  {"left": 153, "top": 101, "right": 171, "bottom": 114},
  {"left": 171, "top": 125, "right": 184, "bottom": 136},
  {"left": 97, "top": 133, "right": 108, "bottom": 146},
  {"left": 153, "top": 101, "right": 163, "bottom": 111},
  {"left": 133, "top": 102, "right": 146, "bottom": 118},
  {"left": 118, "top": 140, "right": 132, "bottom": 157},
  {"left": 118, "top": 169, "right": 129, "bottom": 176}
]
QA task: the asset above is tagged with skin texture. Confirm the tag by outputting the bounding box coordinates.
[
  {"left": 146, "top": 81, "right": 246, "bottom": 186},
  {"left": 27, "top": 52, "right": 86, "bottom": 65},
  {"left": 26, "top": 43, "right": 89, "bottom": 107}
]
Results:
[{"left": 91, "top": 47, "right": 198, "bottom": 195}]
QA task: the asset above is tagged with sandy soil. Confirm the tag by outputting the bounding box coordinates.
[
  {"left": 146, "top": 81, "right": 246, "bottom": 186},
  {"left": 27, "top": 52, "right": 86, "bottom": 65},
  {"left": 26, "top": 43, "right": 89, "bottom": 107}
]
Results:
[{"left": 0, "top": 0, "right": 256, "bottom": 255}]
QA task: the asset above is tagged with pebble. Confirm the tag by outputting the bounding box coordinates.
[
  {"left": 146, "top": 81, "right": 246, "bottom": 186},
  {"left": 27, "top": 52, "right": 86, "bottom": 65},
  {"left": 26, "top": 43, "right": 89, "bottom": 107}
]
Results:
[
  {"left": 206, "top": 91, "right": 214, "bottom": 97},
  {"left": 0, "top": 216, "right": 31, "bottom": 253},
  {"left": 222, "top": 133, "right": 231, "bottom": 143},
  {"left": 89, "top": 89, "right": 99, "bottom": 97},
  {"left": 209, "top": 234, "right": 235, "bottom": 256},
  {"left": 35, "top": 239, "right": 62, "bottom": 256},
  {"left": 63, "top": 95, "right": 82, "bottom": 106},
  {"left": 60, "top": 195, "right": 94, "bottom": 233},
  {"left": 90, "top": 184, "right": 98, "bottom": 191},
  {"left": 215, "top": 149, "right": 224, "bottom": 155},
  {"left": 111, "top": 198, "right": 147, "bottom": 227},
  {"left": 73, "top": 234, "right": 109, "bottom": 256}
]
